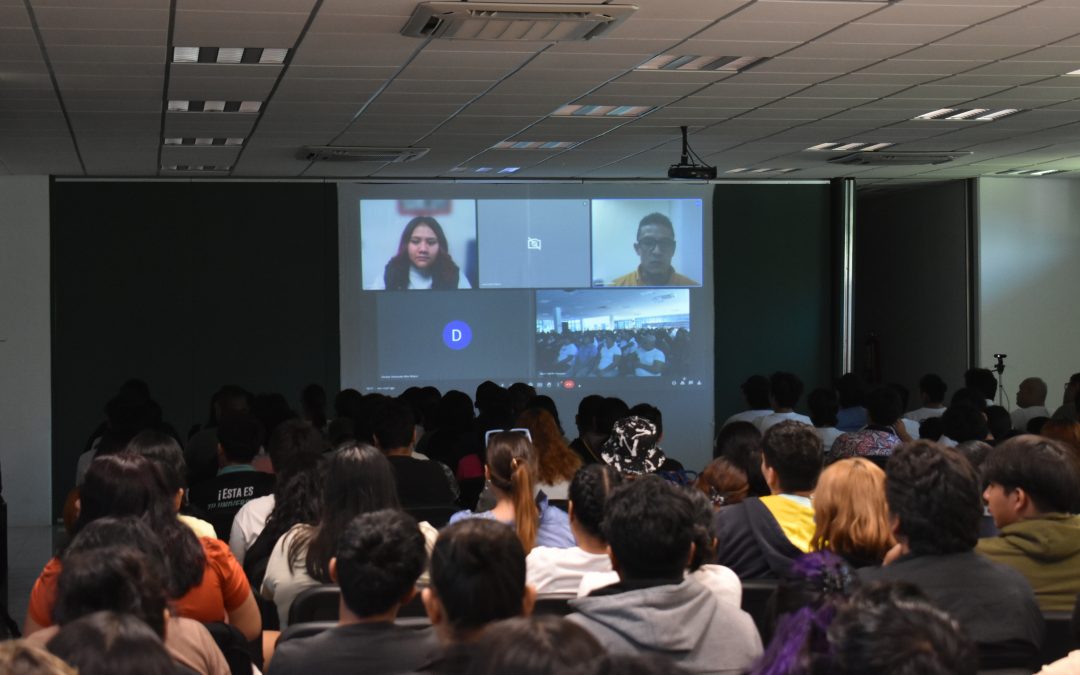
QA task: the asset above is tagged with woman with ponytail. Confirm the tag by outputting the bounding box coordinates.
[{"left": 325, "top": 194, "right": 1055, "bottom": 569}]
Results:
[{"left": 448, "top": 431, "right": 574, "bottom": 552}]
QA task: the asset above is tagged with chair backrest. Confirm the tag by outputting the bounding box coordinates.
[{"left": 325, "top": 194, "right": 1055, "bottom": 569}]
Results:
[
  {"left": 288, "top": 584, "right": 341, "bottom": 624},
  {"left": 1042, "top": 610, "right": 1075, "bottom": 667},
  {"left": 740, "top": 578, "right": 779, "bottom": 644},
  {"left": 203, "top": 621, "right": 257, "bottom": 675},
  {"left": 534, "top": 594, "right": 576, "bottom": 617}
]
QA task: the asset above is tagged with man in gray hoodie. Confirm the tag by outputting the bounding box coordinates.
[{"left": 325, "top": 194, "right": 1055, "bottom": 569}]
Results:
[{"left": 567, "top": 476, "right": 762, "bottom": 674}]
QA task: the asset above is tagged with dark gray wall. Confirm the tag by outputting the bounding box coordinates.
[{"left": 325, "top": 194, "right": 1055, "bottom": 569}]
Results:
[
  {"left": 713, "top": 183, "right": 836, "bottom": 423},
  {"left": 51, "top": 182, "right": 339, "bottom": 520},
  {"left": 854, "top": 181, "right": 972, "bottom": 405}
]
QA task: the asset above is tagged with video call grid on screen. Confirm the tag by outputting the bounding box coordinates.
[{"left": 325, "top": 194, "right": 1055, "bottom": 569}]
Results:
[
  {"left": 339, "top": 183, "right": 716, "bottom": 470},
  {"left": 358, "top": 197, "right": 704, "bottom": 291}
]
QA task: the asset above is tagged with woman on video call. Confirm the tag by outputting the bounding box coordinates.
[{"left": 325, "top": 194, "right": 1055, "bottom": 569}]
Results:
[{"left": 374, "top": 216, "right": 471, "bottom": 290}]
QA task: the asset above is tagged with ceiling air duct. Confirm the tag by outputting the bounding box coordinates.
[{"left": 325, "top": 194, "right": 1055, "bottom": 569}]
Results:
[{"left": 401, "top": 2, "right": 638, "bottom": 42}]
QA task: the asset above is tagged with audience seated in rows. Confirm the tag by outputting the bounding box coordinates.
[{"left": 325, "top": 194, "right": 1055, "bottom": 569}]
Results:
[
  {"left": 598, "top": 416, "right": 672, "bottom": 475},
  {"left": 694, "top": 456, "right": 749, "bottom": 509},
  {"left": 966, "top": 367, "right": 999, "bottom": 408},
  {"left": 807, "top": 387, "right": 843, "bottom": 454},
  {"left": 755, "top": 373, "right": 811, "bottom": 432},
  {"left": 448, "top": 431, "right": 574, "bottom": 551},
  {"left": 977, "top": 434, "right": 1080, "bottom": 611},
  {"left": 860, "top": 441, "right": 1043, "bottom": 671},
  {"left": 714, "top": 421, "right": 822, "bottom": 579},
  {"left": 187, "top": 413, "right": 275, "bottom": 540},
  {"left": 27, "top": 453, "right": 261, "bottom": 641},
  {"left": 515, "top": 407, "right": 582, "bottom": 500},
  {"left": 720, "top": 375, "right": 773, "bottom": 429},
  {"left": 713, "top": 421, "right": 769, "bottom": 497},
  {"left": 568, "top": 476, "right": 762, "bottom": 674},
  {"left": 834, "top": 373, "right": 868, "bottom": 433},
  {"left": 906, "top": 373, "right": 948, "bottom": 422},
  {"left": 1051, "top": 373, "right": 1080, "bottom": 422},
  {"left": 267, "top": 510, "right": 437, "bottom": 674},
  {"left": 830, "top": 386, "right": 907, "bottom": 461},
  {"left": 1012, "top": 377, "right": 1051, "bottom": 432},
  {"left": 47, "top": 611, "right": 181, "bottom": 675},
  {"left": 372, "top": 398, "right": 459, "bottom": 508}
]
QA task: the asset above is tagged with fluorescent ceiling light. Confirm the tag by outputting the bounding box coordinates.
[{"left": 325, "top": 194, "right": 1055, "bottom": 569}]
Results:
[
  {"left": 170, "top": 46, "right": 289, "bottom": 65},
  {"left": 493, "top": 140, "right": 575, "bottom": 150},
  {"left": 860, "top": 142, "right": 893, "bottom": 152},
  {"left": 164, "top": 137, "right": 182, "bottom": 145},
  {"left": 203, "top": 100, "right": 226, "bottom": 112},
  {"left": 637, "top": 54, "right": 766, "bottom": 72},
  {"left": 553, "top": 104, "right": 651, "bottom": 117},
  {"left": 167, "top": 100, "right": 189, "bottom": 112},
  {"left": 976, "top": 108, "right": 1020, "bottom": 121},
  {"left": 474, "top": 167, "right": 493, "bottom": 173},
  {"left": 216, "top": 47, "right": 245, "bottom": 64},
  {"left": 914, "top": 108, "right": 954, "bottom": 120},
  {"left": 914, "top": 107, "right": 1020, "bottom": 121},
  {"left": 806, "top": 141, "right": 892, "bottom": 152},
  {"left": 498, "top": 167, "right": 520, "bottom": 173},
  {"left": 172, "top": 47, "right": 199, "bottom": 63},
  {"left": 238, "top": 101, "right": 262, "bottom": 113},
  {"left": 259, "top": 48, "right": 289, "bottom": 64}
]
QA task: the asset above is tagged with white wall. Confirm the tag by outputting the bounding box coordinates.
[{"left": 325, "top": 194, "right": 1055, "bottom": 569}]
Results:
[
  {"left": 978, "top": 177, "right": 1080, "bottom": 412},
  {"left": 0, "top": 175, "right": 52, "bottom": 525}
]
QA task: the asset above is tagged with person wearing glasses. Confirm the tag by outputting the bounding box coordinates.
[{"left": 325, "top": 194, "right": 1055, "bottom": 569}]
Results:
[{"left": 610, "top": 212, "right": 698, "bottom": 287}]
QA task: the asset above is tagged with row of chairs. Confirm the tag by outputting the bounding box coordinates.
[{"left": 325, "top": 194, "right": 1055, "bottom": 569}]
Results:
[{"left": 281, "top": 581, "right": 1079, "bottom": 669}]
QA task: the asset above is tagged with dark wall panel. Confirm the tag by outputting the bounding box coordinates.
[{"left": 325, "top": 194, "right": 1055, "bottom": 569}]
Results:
[
  {"left": 854, "top": 181, "right": 971, "bottom": 401},
  {"left": 51, "top": 182, "right": 338, "bottom": 520},
  {"left": 713, "top": 183, "right": 835, "bottom": 424}
]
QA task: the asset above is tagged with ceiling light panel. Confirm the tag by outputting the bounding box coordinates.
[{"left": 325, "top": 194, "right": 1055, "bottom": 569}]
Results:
[
  {"left": 552, "top": 104, "right": 652, "bottom": 117},
  {"left": 637, "top": 55, "right": 767, "bottom": 73},
  {"left": 170, "top": 47, "right": 290, "bottom": 65},
  {"left": 806, "top": 142, "right": 893, "bottom": 151},
  {"left": 913, "top": 107, "right": 1020, "bottom": 121},
  {"left": 493, "top": 141, "right": 577, "bottom": 149},
  {"left": 167, "top": 100, "right": 262, "bottom": 113},
  {"left": 162, "top": 137, "right": 245, "bottom": 146}
]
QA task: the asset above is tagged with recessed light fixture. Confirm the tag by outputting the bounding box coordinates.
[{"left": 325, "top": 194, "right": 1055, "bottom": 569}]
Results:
[
  {"left": 726, "top": 168, "right": 799, "bottom": 174},
  {"left": 995, "top": 168, "right": 1066, "bottom": 176},
  {"left": 914, "top": 107, "right": 1020, "bottom": 121},
  {"left": 163, "top": 137, "right": 245, "bottom": 146},
  {"left": 807, "top": 142, "right": 893, "bottom": 152},
  {"left": 637, "top": 55, "right": 766, "bottom": 72},
  {"left": 449, "top": 166, "right": 468, "bottom": 173},
  {"left": 167, "top": 100, "right": 262, "bottom": 113},
  {"left": 161, "top": 164, "right": 232, "bottom": 172},
  {"left": 171, "top": 47, "right": 289, "bottom": 65},
  {"left": 497, "top": 167, "right": 520, "bottom": 174},
  {"left": 493, "top": 141, "right": 577, "bottom": 150},
  {"left": 474, "top": 167, "right": 493, "bottom": 173},
  {"left": 553, "top": 104, "right": 652, "bottom": 118}
]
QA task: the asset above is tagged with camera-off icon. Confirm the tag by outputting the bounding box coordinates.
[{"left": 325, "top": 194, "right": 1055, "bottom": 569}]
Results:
[{"left": 527, "top": 237, "right": 542, "bottom": 251}]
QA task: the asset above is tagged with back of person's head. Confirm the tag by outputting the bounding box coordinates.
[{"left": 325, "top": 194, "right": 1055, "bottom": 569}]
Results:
[
  {"left": 865, "top": 386, "right": 902, "bottom": 426},
  {"left": 575, "top": 394, "right": 605, "bottom": 435},
  {"left": 887, "top": 383, "right": 910, "bottom": 412},
  {"left": 64, "top": 516, "right": 169, "bottom": 583},
  {"left": 742, "top": 375, "right": 771, "bottom": 410},
  {"left": 465, "top": 616, "right": 604, "bottom": 675},
  {"left": 886, "top": 441, "right": 981, "bottom": 555},
  {"left": 774, "top": 551, "right": 858, "bottom": 620},
  {"left": 771, "top": 372, "right": 804, "bottom": 409},
  {"left": 475, "top": 380, "right": 504, "bottom": 413},
  {"left": 335, "top": 509, "right": 426, "bottom": 618},
  {"left": 627, "top": 403, "right": 662, "bottom": 436},
  {"left": 596, "top": 397, "right": 630, "bottom": 439},
  {"left": 812, "top": 459, "right": 893, "bottom": 565},
  {"left": 516, "top": 408, "right": 580, "bottom": 485},
  {"left": 834, "top": 373, "right": 865, "bottom": 408},
  {"left": 1040, "top": 420, "right": 1080, "bottom": 455},
  {"left": 46, "top": 611, "right": 176, "bottom": 675},
  {"left": 715, "top": 421, "right": 768, "bottom": 496},
  {"left": 427, "top": 518, "right": 529, "bottom": 640},
  {"left": 919, "top": 373, "right": 948, "bottom": 405},
  {"left": 251, "top": 392, "right": 297, "bottom": 442},
  {"left": 954, "top": 440, "right": 992, "bottom": 473},
  {"left": 694, "top": 457, "right": 749, "bottom": 508},
  {"left": 568, "top": 464, "right": 623, "bottom": 542},
  {"left": 984, "top": 405, "right": 1013, "bottom": 442},
  {"left": 75, "top": 453, "right": 168, "bottom": 534},
  {"left": 827, "top": 582, "right": 976, "bottom": 675},
  {"left": 437, "top": 390, "right": 475, "bottom": 432},
  {"left": 526, "top": 395, "right": 564, "bottom": 434},
  {"left": 334, "top": 388, "right": 363, "bottom": 420},
  {"left": 486, "top": 431, "right": 540, "bottom": 551},
  {"left": 300, "top": 383, "right": 328, "bottom": 427},
  {"left": 508, "top": 382, "right": 538, "bottom": 419},
  {"left": 685, "top": 488, "right": 719, "bottom": 571},
  {"left": 124, "top": 429, "right": 186, "bottom": 493},
  {"left": 263, "top": 453, "right": 324, "bottom": 543},
  {"left": 964, "top": 367, "right": 997, "bottom": 402},
  {"left": 267, "top": 419, "right": 325, "bottom": 475},
  {"left": 216, "top": 412, "right": 263, "bottom": 464},
  {"left": 213, "top": 384, "right": 252, "bottom": 423},
  {"left": 761, "top": 421, "right": 823, "bottom": 493},
  {"left": 371, "top": 398, "right": 416, "bottom": 451},
  {"left": 983, "top": 435, "right": 1080, "bottom": 514},
  {"left": 919, "top": 416, "right": 944, "bottom": 441},
  {"left": 807, "top": 388, "right": 839, "bottom": 428},
  {"left": 55, "top": 546, "right": 167, "bottom": 637},
  {"left": 0, "top": 641, "right": 76, "bottom": 675},
  {"left": 296, "top": 443, "right": 399, "bottom": 582},
  {"left": 951, "top": 387, "right": 988, "bottom": 414},
  {"left": 941, "top": 403, "right": 988, "bottom": 442},
  {"left": 602, "top": 476, "right": 694, "bottom": 580}
]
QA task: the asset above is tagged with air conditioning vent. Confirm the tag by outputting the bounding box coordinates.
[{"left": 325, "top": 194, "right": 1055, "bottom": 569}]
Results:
[
  {"left": 829, "top": 151, "right": 971, "bottom": 166},
  {"left": 298, "top": 146, "right": 430, "bottom": 163},
  {"left": 401, "top": 2, "right": 637, "bottom": 41}
]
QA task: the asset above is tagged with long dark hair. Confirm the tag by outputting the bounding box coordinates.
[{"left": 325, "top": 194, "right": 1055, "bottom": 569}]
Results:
[
  {"left": 288, "top": 444, "right": 400, "bottom": 582},
  {"left": 73, "top": 454, "right": 206, "bottom": 597},
  {"left": 383, "top": 216, "right": 462, "bottom": 290}
]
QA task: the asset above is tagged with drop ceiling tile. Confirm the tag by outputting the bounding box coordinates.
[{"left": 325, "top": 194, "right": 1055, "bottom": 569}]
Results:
[
  {"left": 890, "top": 43, "right": 1030, "bottom": 61},
  {"left": 46, "top": 45, "right": 164, "bottom": 63},
  {"left": 50, "top": 61, "right": 162, "bottom": 77},
  {"left": 611, "top": 17, "right": 715, "bottom": 40},
  {"left": 859, "top": 3, "right": 1015, "bottom": 25},
  {"left": 168, "top": 75, "right": 277, "bottom": 99},
  {"left": 164, "top": 116, "right": 256, "bottom": 136},
  {"left": 548, "top": 37, "right": 683, "bottom": 55},
  {"left": 39, "top": 28, "right": 167, "bottom": 46},
  {"left": 782, "top": 41, "right": 916, "bottom": 60},
  {"left": 750, "top": 56, "right": 879, "bottom": 75},
  {"left": 55, "top": 74, "right": 161, "bottom": 90},
  {"left": 678, "top": 39, "right": 801, "bottom": 58},
  {"left": 614, "top": 70, "right": 736, "bottom": 86},
  {"left": 696, "top": 21, "right": 837, "bottom": 43},
  {"left": 589, "top": 80, "right": 710, "bottom": 98},
  {"left": 32, "top": 6, "right": 168, "bottom": 30},
  {"left": 821, "top": 23, "right": 963, "bottom": 45}
]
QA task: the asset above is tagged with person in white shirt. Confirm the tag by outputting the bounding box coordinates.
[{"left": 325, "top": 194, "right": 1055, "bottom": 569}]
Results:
[
  {"left": 1011, "top": 377, "right": 1051, "bottom": 431},
  {"left": 807, "top": 387, "right": 844, "bottom": 454},
  {"left": 596, "top": 334, "right": 622, "bottom": 377},
  {"left": 721, "top": 375, "right": 773, "bottom": 429},
  {"left": 527, "top": 464, "right": 623, "bottom": 596},
  {"left": 906, "top": 373, "right": 949, "bottom": 423},
  {"left": 632, "top": 333, "right": 666, "bottom": 377},
  {"left": 756, "top": 372, "right": 811, "bottom": 432},
  {"left": 556, "top": 338, "right": 579, "bottom": 372}
]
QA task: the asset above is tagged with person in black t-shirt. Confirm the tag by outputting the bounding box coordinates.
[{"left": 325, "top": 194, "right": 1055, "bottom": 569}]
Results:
[
  {"left": 373, "top": 399, "right": 459, "bottom": 509},
  {"left": 188, "top": 413, "right": 274, "bottom": 539}
]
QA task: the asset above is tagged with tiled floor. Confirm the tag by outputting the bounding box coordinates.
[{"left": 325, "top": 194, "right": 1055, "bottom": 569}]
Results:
[{"left": 7, "top": 526, "right": 60, "bottom": 629}]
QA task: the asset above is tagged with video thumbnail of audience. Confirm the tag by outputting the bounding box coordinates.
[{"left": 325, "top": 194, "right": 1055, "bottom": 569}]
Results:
[
  {"left": 535, "top": 289, "right": 690, "bottom": 378},
  {"left": 360, "top": 199, "right": 478, "bottom": 291}
]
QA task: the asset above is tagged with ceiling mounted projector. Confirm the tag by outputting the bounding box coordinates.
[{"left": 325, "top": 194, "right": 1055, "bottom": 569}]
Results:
[{"left": 668, "top": 126, "right": 717, "bottom": 180}]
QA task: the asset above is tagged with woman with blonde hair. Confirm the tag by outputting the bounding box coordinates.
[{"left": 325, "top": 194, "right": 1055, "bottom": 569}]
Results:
[
  {"left": 448, "top": 431, "right": 574, "bottom": 552},
  {"left": 516, "top": 408, "right": 582, "bottom": 499},
  {"left": 811, "top": 457, "right": 894, "bottom": 568}
]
